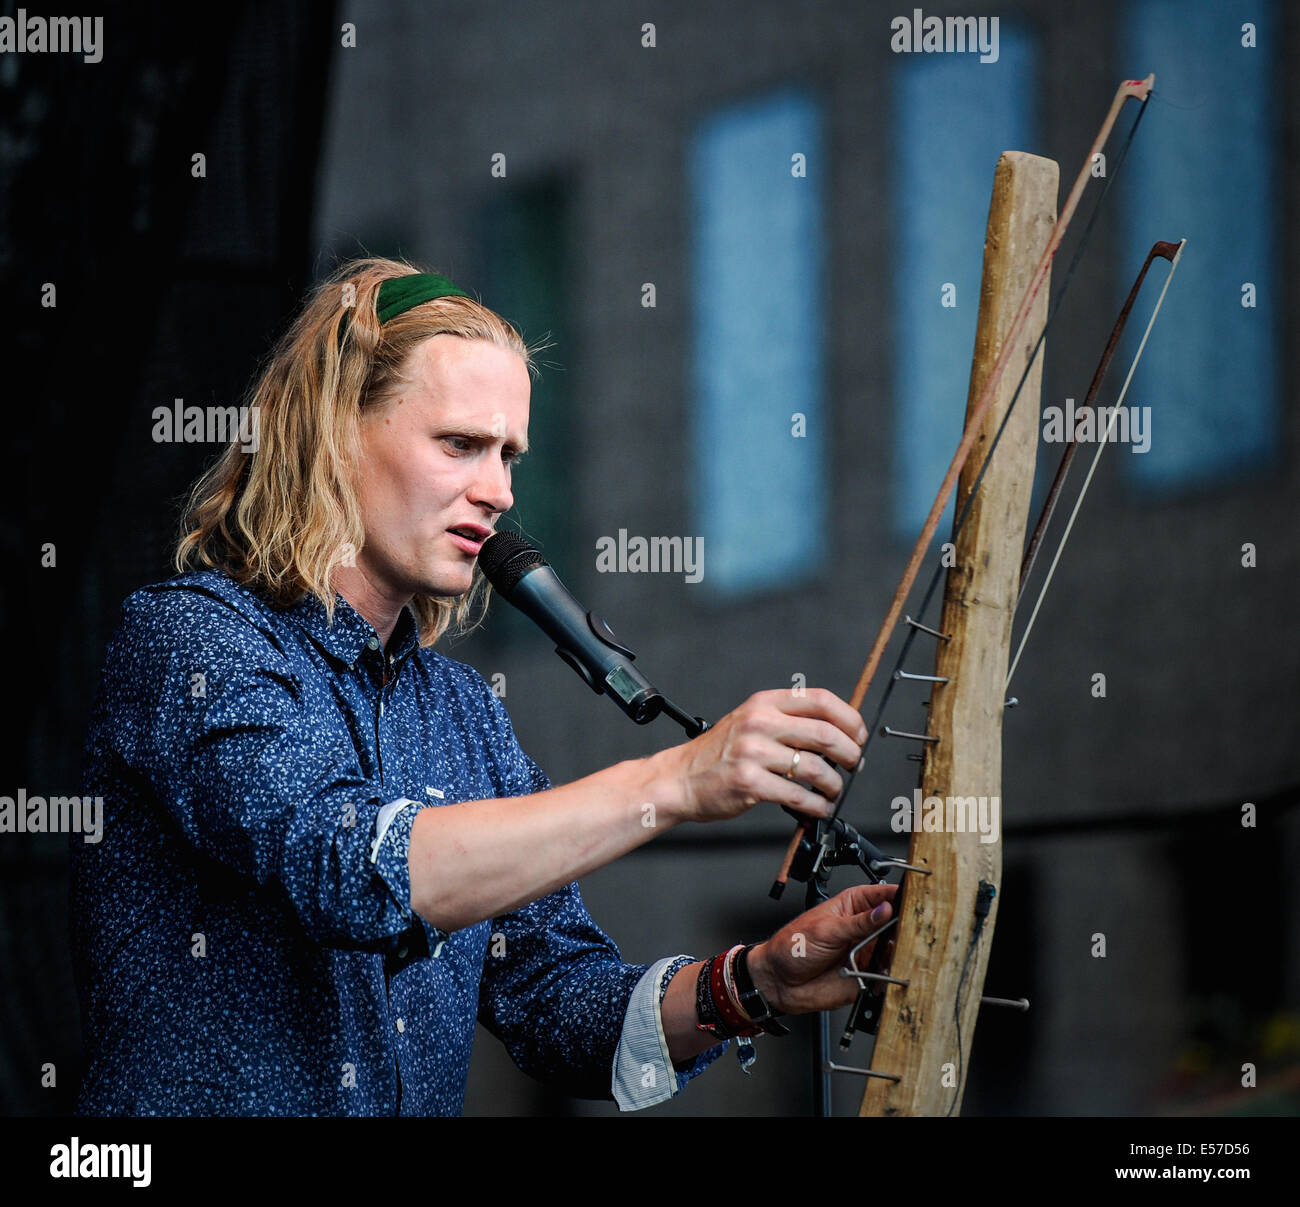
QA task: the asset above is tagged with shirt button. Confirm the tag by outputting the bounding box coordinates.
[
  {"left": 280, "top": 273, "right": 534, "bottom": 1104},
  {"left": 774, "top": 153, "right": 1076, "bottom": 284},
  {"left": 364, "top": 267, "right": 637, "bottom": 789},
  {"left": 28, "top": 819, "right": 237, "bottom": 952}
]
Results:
[
  {"left": 395, "top": 1018, "right": 406, "bottom": 1034},
  {"left": 367, "top": 636, "right": 380, "bottom": 650},
  {"left": 396, "top": 945, "right": 408, "bottom": 959}
]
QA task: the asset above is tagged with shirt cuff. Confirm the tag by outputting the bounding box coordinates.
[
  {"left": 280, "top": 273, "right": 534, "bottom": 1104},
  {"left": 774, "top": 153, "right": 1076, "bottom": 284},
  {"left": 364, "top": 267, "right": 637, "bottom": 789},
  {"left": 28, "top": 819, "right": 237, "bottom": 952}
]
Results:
[
  {"left": 367, "top": 797, "right": 448, "bottom": 955},
  {"left": 368, "top": 797, "right": 420, "bottom": 867},
  {"left": 612, "top": 955, "right": 726, "bottom": 1110}
]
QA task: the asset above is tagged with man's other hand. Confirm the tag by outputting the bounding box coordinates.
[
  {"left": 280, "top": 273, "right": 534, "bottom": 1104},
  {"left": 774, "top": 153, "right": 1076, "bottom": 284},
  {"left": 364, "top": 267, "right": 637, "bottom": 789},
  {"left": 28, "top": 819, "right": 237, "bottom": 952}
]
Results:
[
  {"left": 653, "top": 688, "right": 866, "bottom": 825},
  {"left": 747, "top": 883, "right": 897, "bottom": 1016}
]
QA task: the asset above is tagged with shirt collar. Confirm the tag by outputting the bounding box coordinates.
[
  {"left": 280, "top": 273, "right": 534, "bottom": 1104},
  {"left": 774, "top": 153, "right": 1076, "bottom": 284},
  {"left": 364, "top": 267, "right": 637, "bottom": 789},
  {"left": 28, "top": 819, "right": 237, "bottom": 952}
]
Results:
[{"left": 283, "top": 588, "right": 422, "bottom": 669}]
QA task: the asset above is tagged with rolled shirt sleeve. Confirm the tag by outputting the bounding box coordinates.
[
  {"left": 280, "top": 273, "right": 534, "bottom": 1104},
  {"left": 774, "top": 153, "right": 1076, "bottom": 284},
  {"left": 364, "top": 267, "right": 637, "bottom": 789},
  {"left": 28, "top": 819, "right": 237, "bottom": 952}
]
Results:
[
  {"left": 107, "top": 587, "right": 428, "bottom": 952},
  {"left": 613, "top": 955, "right": 725, "bottom": 1109}
]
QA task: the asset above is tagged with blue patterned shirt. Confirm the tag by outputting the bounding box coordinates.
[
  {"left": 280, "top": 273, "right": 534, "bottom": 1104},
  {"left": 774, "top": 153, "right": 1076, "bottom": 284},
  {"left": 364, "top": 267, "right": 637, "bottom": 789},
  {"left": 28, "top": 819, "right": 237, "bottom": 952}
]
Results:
[{"left": 70, "top": 569, "right": 721, "bottom": 1115}]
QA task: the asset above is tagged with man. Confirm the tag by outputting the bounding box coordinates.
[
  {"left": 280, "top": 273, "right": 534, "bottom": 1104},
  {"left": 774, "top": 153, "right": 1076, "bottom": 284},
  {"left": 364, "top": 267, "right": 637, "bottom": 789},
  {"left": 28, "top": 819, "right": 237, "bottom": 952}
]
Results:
[{"left": 71, "top": 258, "right": 893, "bottom": 1115}]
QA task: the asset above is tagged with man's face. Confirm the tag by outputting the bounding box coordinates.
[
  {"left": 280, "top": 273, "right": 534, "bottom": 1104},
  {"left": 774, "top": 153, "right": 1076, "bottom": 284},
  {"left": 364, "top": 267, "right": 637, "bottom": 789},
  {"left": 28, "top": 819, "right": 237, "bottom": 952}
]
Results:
[{"left": 352, "top": 334, "right": 530, "bottom": 602}]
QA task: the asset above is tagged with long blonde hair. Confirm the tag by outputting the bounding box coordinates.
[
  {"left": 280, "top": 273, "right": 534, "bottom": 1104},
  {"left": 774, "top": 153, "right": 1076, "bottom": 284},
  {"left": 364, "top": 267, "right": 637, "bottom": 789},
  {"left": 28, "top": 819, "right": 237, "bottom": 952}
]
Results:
[{"left": 174, "top": 256, "right": 536, "bottom": 646}]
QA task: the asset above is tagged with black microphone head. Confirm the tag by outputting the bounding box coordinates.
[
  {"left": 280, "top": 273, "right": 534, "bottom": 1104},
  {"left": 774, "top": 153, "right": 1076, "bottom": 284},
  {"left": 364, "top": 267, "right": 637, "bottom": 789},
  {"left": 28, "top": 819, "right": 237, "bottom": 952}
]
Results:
[{"left": 478, "top": 531, "right": 548, "bottom": 598}]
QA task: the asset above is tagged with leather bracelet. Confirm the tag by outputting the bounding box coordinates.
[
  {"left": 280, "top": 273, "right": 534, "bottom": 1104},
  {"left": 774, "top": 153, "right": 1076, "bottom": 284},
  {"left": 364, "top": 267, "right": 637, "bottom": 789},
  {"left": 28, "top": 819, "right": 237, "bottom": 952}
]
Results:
[{"left": 733, "top": 944, "right": 791, "bottom": 1037}]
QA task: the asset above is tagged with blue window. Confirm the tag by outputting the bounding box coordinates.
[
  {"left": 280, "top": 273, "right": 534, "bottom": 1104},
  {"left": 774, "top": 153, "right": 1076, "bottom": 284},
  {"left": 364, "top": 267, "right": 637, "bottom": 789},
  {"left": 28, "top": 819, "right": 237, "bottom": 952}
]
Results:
[
  {"left": 1121, "top": 0, "right": 1277, "bottom": 491},
  {"left": 892, "top": 30, "right": 1036, "bottom": 538},
  {"left": 688, "top": 87, "right": 826, "bottom": 596}
]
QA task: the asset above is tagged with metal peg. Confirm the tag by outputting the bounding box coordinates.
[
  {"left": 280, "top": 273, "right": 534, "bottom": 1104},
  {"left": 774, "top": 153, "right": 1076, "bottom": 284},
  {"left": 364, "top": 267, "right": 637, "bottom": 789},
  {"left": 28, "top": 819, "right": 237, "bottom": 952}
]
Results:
[
  {"left": 867, "top": 857, "right": 931, "bottom": 876},
  {"left": 904, "top": 614, "right": 951, "bottom": 641},
  {"left": 823, "top": 1060, "right": 901, "bottom": 1082},
  {"left": 980, "top": 995, "right": 1030, "bottom": 1011},
  {"left": 842, "top": 969, "right": 909, "bottom": 987},
  {"left": 893, "top": 669, "right": 950, "bottom": 684},
  {"left": 881, "top": 726, "right": 939, "bottom": 743}
]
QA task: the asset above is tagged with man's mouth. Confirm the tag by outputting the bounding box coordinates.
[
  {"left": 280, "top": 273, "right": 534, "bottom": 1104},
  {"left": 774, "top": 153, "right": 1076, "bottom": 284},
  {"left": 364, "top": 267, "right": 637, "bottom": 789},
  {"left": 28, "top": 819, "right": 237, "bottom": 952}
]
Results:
[{"left": 447, "top": 524, "right": 491, "bottom": 554}]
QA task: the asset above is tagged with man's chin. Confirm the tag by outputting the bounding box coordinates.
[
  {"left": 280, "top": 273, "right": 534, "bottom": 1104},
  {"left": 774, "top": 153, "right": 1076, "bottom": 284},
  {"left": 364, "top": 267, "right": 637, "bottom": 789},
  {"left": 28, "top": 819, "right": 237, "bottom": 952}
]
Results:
[{"left": 414, "top": 569, "right": 475, "bottom": 599}]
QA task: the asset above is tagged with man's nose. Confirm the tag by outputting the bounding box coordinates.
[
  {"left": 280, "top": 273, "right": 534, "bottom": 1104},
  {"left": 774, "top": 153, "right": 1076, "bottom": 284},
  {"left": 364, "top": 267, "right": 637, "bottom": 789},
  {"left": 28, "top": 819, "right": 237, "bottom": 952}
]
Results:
[{"left": 470, "top": 454, "right": 513, "bottom": 514}]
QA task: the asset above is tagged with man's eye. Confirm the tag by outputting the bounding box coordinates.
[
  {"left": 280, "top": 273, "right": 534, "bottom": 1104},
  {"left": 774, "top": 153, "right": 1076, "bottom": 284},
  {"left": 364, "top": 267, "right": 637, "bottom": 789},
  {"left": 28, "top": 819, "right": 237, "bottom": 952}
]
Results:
[{"left": 444, "top": 436, "right": 473, "bottom": 453}]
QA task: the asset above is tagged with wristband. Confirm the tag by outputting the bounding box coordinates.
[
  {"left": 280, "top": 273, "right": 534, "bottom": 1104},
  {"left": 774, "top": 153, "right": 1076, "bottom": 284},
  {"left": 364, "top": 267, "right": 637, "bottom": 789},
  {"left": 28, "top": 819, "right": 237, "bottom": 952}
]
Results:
[
  {"left": 733, "top": 944, "right": 791, "bottom": 1037},
  {"left": 696, "top": 951, "right": 761, "bottom": 1038},
  {"left": 711, "top": 946, "right": 760, "bottom": 1037},
  {"left": 694, "top": 959, "right": 721, "bottom": 1034}
]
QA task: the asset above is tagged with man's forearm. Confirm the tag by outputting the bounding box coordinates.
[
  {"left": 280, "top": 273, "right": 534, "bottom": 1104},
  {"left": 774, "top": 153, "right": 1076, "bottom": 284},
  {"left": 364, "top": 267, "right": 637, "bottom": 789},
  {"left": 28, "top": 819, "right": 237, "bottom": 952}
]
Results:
[
  {"left": 660, "top": 961, "right": 721, "bottom": 1064},
  {"left": 407, "top": 755, "right": 686, "bottom": 931},
  {"left": 408, "top": 687, "right": 864, "bottom": 933}
]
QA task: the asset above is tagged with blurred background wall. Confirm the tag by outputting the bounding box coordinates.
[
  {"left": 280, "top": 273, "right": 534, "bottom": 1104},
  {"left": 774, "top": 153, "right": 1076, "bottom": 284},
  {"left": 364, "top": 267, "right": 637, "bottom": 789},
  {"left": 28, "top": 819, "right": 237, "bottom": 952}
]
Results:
[{"left": 1, "top": 0, "right": 1295, "bottom": 1117}]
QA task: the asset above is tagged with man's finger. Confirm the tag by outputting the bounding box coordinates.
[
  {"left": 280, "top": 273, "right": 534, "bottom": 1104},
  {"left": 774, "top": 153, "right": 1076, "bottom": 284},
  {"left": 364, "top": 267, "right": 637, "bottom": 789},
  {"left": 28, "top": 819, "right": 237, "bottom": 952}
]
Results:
[
  {"left": 828, "top": 881, "right": 897, "bottom": 918},
  {"left": 810, "top": 894, "right": 894, "bottom": 954},
  {"left": 763, "top": 687, "right": 868, "bottom": 745},
  {"left": 772, "top": 715, "right": 865, "bottom": 774}
]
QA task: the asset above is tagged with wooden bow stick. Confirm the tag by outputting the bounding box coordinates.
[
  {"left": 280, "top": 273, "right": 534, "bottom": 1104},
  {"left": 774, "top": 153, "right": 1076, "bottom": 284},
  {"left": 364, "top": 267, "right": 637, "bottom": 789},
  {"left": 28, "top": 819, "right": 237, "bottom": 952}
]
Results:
[{"left": 772, "top": 75, "right": 1155, "bottom": 897}]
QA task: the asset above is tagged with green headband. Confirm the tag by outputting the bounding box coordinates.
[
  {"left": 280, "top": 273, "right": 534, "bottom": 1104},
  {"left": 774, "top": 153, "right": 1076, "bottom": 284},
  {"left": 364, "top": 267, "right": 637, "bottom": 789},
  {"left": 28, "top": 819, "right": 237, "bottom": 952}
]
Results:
[
  {"left": 337, "top": 272, "right": 471, "bottom": 346},
  {"left": 375, "top": 272, "right": 471, "bottom": 322}
]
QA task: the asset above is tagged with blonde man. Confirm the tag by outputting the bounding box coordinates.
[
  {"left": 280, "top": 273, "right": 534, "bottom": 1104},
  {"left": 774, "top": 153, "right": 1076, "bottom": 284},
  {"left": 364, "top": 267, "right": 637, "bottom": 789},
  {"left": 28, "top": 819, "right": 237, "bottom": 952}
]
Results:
[{"left": 71, "top": 258, "right": 892, "bottom": 1116}]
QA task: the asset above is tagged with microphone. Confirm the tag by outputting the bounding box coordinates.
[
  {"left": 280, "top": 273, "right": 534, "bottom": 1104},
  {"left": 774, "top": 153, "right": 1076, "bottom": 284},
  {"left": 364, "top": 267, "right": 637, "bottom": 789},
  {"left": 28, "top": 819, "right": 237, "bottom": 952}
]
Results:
[{"left": 478, "top": 531, "right": 666, "bottom": 725}]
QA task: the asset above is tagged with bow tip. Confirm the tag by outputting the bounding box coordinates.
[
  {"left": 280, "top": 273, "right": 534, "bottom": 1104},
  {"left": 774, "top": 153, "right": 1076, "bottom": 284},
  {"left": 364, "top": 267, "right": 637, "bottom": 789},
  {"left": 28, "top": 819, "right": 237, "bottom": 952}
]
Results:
[{"left": 1123, "top": 73, "right": 1156, "bottom": 99}]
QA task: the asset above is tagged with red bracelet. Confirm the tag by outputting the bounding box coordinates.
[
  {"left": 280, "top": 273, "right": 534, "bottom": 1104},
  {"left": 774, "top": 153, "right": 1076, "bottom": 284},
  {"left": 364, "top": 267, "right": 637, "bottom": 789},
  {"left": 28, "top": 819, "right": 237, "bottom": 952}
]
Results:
[{"left": 710, "top": 945, "right": 760, "bottom": 1036}]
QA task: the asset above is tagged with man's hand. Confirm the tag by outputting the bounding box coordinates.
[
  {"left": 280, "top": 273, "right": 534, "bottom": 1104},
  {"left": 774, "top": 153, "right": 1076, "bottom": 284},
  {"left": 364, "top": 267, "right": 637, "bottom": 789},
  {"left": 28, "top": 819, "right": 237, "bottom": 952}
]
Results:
[
  {"left": 650, "top": 688, "right": 867, "bottom": 825},
  {"left": 747, "top": 883, "right": 897, "bottom": 1016}
]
